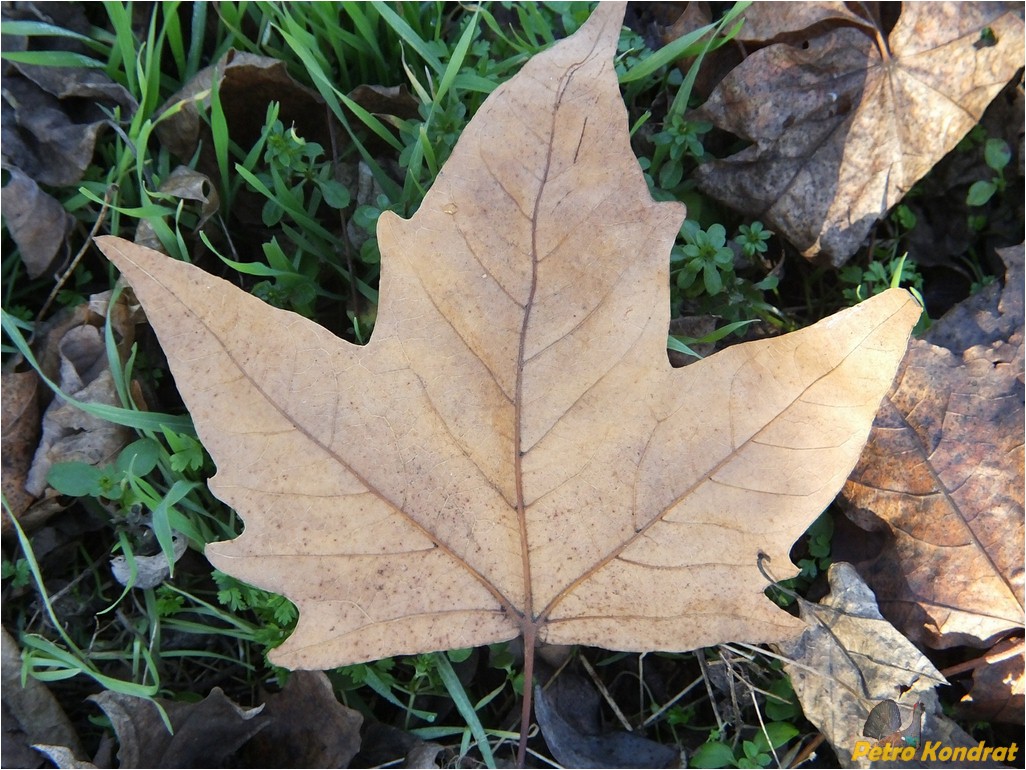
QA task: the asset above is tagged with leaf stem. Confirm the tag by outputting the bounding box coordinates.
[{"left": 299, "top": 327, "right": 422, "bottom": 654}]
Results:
[{"left": 516, "top": 624, "right": 537, "bottom": 768}]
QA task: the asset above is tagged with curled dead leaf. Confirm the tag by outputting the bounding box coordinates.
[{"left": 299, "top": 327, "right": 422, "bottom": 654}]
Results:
[
  {"left": 109, "top": 532, "right": 188, "bottom": 589},
  {"left": 735, "top": 2, "right": 877, "bottom": 46},
  {"left": 534, "top": 673, "right": 678, "bottom": 768},
  {"left": 0, "top": 169, "right": 75, "bottom": 279},
  {"left": 778, "top": 563, "right": 979, "bottom": 769},
  {"left": 348, "top": 83, "right": 420, "bottom": 122},
  {"left": 86, "top": 688, "right": 266, "bottom": 769},
  {"left": 240, "top": 670, "right": 362, "bottom": 768},
  {"left": 1, "top": 3, "right": 136, "bottom": 188},
  {"left": 956, "top": 639, "right": 1025, "bottom": 724},
  {"left": 155, "top": 51, "right": 328, "bottom": 167},
  {"left": 24, "top": 290, "right": 145, "bottom": 501},
  {"left": 134, "top": 167, "right": 220, "bottom": 252}
]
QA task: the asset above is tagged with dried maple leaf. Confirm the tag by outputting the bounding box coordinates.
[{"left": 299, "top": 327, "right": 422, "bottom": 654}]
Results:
[
  {"left": 693, "top": 2, "right": 1025, "bottom": 265},
  {"left": 777, "top": 563, "right": 967, "bottom": 769},
  {"left": 840, "top": 244, "right": 1025, "bottom": 649},
  {"left": 734, "top": 2, "right": 877, "bottom": 46},
  {"left": 87, "top": 688, "right": 265, "bottom": 768},
  {"left": 95, "top": 0, "right": 918, "bottom": 715}
]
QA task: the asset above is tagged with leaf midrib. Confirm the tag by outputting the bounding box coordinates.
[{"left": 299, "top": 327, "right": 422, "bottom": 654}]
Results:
[
  {"left": 536, "top": 297, "right": 917, "bottom": 625},
  {"left": 118, "top": 244, "right": 522, "bottom": 623}
]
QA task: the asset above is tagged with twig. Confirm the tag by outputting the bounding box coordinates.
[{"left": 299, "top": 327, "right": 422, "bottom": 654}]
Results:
[
  {"left": 721, "top": 650, "right": 743, "bottom": 728},
  {"left": 746, "top": 678, "right": 784, "bottom": 769},
  {"left": 526, "top": 743, "right": 563, "bottom": 769},
  {"left": 36, "top": 185, "right": 117, "bottom": 323},
  {"left": 642, "top": 672, "right": 704, "bottom": 728},
  {"left": 789, "top": 733, "right": 826, "bottom": 768},
  {"left": 580, "top": 652, "right": 633, "bottom": 731},
  {"left": 697, "top": 652, "right": 725, "bottom": 732},
  {"left": 940, "top": 637, "right": 1024, "bottom": 678}
]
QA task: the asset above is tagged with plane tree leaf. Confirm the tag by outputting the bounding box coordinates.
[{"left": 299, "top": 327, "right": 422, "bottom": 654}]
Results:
[
  {"left": 93, "top": 3, "right": 919, "bottom": 671},
  {"left": 734, "top": 2, "right": 876, "bottom": 46},
  {"left": 693, "top": 2, "right": 1025, "bottom": 265},
  {"left": 839, "top": 244, "right": 1025, "bottom": 648}
]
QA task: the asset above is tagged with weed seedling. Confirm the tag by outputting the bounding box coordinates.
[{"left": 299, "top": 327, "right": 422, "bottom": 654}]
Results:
[{"left": 966, "top": 137, "right": 1012, "bottom": 209}]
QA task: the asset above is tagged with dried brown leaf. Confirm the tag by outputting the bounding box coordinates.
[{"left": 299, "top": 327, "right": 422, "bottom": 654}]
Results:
[
  {"left": 534, "top": 673, "right": 677, "bottom": 768},
  {"left": 357, "top": 722, "right": 443, "bottom": 768},
  {"left": 1, "top": 628, "right": 82, "bottom": 769},
  {"left": 956, "top": 640, "right": 1025, "bottom": 724},
  {"left": 1, "top": 370, "right": 41, "bottom": 522},
  {"left": 155, "top": 51, "right": 327, "bottom": 165},
  {"left": 30, "top": 745, "right": 97, "bottom": 770},
  {"left": 23, "top": 289, "right": 145, "bottom": 499},
  {"left": 736, "top": 2, "right": 876, "bottom": 46},
  {"left": 693, "top": 3, "right": 1025, "bottom": 265},
  {"left": 24, "top": 327, "right": 130, "bottom": 497},
  {"left": 87, "top": 688, "right": 266, "bottom": 768},
  {"left": 134, "top": 167, "right": 220, "bottom": 252},
  {"left": 0, "top": 169, "right": 74, "bottom": 279},
  {"left": 0, "top": 4, "right": 136, "bottom": 190},
  {"left": 348, "top": 83, "right": 420, "bottom": 121},
  {"left": 840, "top": 245, "right": 1025, "bottom": 648},
  {"left": 240, "top": 670, "right": 362, "bottom": 768},
  {"left": 95, "top": 3, "right": 918, "bottom": 669},
  {"left": 778, "top": 564, "right": 977, "bottom": 769}
]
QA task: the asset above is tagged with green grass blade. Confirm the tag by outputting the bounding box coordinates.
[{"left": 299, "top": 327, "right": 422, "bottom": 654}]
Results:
[
  {"left": 341, "top": 2, "right": 387, "bottom": 72},
  {"left": 186, "top": 2, "right": 207, "bottom": 78},
  {"left": 620, "top": 23, "right": 716, "bottom": 84},
  {"left": 434, "top": 9, "right": 479, "bottom": 104},
  {"left": 0, "top": 20, "right": 93, "bottom": 43},
  {"left": 150, "top": 479, "right": 198, "bottom": 576},
  {"left": 272, "top": 25, "right": 403, "bottom": 199},
  {"left": 453, "top": 71, "right": 500, "bottom": 95},
  {"left": 232, "top": 165, "right": 338, "bottom": 242},
  {"left": 209, "top": 72, "right": 232, "bottom": 203},
  {"left": 666, "top": 335, "right": 702, "bottom": 359},
  {"left": 1, "top": 311, "right": 194, "bottom": 434},
  {"left": 370, "top": 1, "right": 443, "bottom": 76},
  {"left": 0, "top": 50, "right": 104, "bottom": 68},
  {"left": 622, "top": 1, "right": 750, "bottom": 86},
  {"left": 433, "top": 652, "right": 497, "bottom": 769},
  {"left": 103, "top": 0, "right": 138, "bottom": 92},
  {"left": 361, "top": 667, "right": 437, "bottom": 722},
  {"left": 162, "top": 3, "right": 187, "bottom": 82},
  {"left": 4, "top": 498, "right": 85, "bottom": 654}
]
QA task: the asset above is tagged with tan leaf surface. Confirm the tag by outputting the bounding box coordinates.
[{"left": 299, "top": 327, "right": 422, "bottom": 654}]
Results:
[
  {"left": 94, "top": 3, "right": 919, "bottom": 669},
  {"left": 693, "top": 3, "right": 1024, "bottom": 265},
  {"left": 735, "top": 2, "right": 876, "bottom": 46},
  {"left": 840, "top": 245, "right": 1025, "bottom": 648}
]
